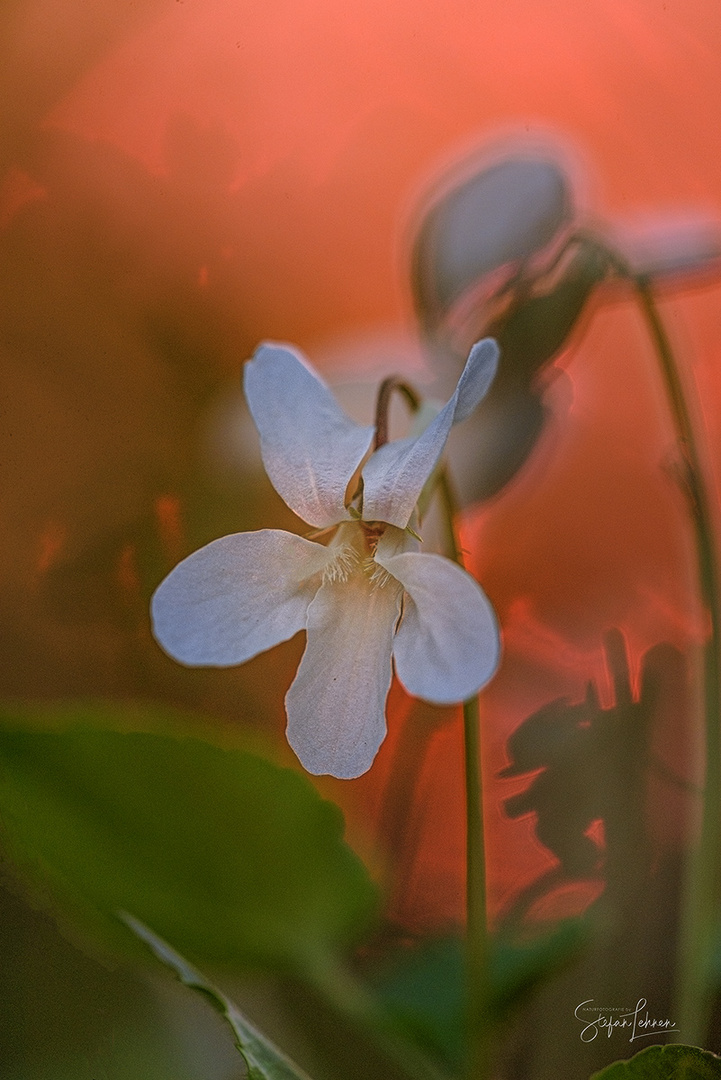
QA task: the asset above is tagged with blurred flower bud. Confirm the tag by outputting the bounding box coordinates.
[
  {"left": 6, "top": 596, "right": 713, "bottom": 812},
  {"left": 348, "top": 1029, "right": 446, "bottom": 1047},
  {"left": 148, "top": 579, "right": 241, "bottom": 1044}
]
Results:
[
  {"left": 412, "top": 155, "right": 572, "bottom": 332},
  {"left": 439, "top": 237, "right": 612, "bottom": 505},
  {"left": 486, "top": 236, "right": 612, "bottom": 380}
]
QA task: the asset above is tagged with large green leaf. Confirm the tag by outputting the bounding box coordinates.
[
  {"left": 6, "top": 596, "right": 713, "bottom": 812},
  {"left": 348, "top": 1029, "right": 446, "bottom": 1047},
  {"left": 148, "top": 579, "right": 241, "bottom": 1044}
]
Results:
[
  {"left": 591, "top": 1044, "right": 721, "bottom": 1079},
  {"left": 0, "top": 713, "right": 378, "bottom": 973},
  {"left": 122, "top": 913, "right": 317, "bottom": 1080}
]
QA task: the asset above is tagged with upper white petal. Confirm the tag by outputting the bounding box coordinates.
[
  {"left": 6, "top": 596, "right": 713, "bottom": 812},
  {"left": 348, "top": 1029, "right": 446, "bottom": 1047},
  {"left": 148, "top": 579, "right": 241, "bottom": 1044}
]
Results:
[
  {"left": 376, "top": 546, "right": 501, "bottom": 703},
  {"left": 151, "top": 530, "right": 332, "bottom": 666},
  {"left": 361, "top": 338, "right": 499, "bottom": 527},
  {"left": 285, "top": 567, "right": 402, "bottom": 779},
  {"left": 244, "top": 343, "right": 375, "bottom": 528}
]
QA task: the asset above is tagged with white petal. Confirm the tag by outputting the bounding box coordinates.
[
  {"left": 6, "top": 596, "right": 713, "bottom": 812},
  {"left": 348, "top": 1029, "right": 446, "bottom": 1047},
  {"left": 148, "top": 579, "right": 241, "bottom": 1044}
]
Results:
[
  {"left": 377, "top": 549, "right": 501, "bottom": 703},
  {"left": 285, "top": 570, "right": 402, "bottom": 778},
  {"left": 375, "top": 523, "right": 419, "bottom": 559},
  {"left": 361, "top": 338, "right": 499, "bottom": 527},
  {"left": 151, "top": 530, "right": 332, "bottom": 666},
  {"left": 244, "top": 343, "right": 375, "bottom": 527}
]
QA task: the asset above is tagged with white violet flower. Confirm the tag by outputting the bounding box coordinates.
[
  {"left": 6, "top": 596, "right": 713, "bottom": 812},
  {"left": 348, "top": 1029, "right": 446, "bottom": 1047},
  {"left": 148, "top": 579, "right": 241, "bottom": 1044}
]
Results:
[{"left": 151, "top": 339, "right": 501, "bottom": 779}]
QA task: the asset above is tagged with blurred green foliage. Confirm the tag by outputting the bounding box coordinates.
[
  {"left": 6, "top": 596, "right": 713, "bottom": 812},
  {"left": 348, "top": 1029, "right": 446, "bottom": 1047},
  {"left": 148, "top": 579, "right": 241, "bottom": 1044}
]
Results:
[
  {"left": 0, "top": 879, "right": 228, "bottom": 1080},
  {"left": 0, "top": 706, "right": 379, "bottom": 975},
  {"left": 368, "top": 921, "right": 588, "bottom": 1069}
]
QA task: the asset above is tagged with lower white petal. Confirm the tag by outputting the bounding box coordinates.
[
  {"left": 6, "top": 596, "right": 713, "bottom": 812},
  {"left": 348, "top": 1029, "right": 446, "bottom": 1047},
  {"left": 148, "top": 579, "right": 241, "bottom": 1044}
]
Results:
[
  {"left": 378, "top": 550, "right": 500, "bottom": 704},
  {"left": 151, "top": 530, "right": 332, "bottom": 666},
  {"left": 285, "top": 571, "right": 402, "bottom": 779}
]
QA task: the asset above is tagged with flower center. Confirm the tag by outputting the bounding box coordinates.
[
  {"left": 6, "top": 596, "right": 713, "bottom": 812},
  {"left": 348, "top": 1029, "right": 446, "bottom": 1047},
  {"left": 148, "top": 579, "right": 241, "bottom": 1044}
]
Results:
[
  {"left": 362, "top": 558, "right": 394, "bottom": 589},
  {"left": 320, "top": 521, "right": 394, "bottom": 590},
  {"left": 322, "top": 543, "right": 360, "bottom": 584},
  {"left": 359, "top": 520, "right": 386, "bottom": 553}
]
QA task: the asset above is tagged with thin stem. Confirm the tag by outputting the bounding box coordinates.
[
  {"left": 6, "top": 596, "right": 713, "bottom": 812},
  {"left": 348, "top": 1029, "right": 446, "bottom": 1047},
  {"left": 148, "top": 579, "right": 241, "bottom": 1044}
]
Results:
[
  {"left": 462, "top": 692, "right": 492, "bottom": 1080},
  {"left": 374, "top": 379, "right": 421, "bottom": 450},
  {"left": 372, "top": 377, "right": 434, "bottom": 898},
  {"left": 634, "top": 277, "right": 721, "bottom": 1045},
  {"left": 438, "top": 470, "right": 492, "bottom": 1080}
]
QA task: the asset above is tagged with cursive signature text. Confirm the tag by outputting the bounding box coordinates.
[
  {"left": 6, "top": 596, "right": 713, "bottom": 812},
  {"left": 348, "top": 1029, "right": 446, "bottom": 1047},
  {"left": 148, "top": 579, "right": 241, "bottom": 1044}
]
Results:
[{"left": 574, "top": 999, "right": 679, "bottom": 1043}]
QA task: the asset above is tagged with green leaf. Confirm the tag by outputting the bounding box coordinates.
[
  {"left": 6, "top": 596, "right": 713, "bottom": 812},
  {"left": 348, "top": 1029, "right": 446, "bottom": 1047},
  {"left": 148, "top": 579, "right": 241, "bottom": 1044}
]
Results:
[
  {"left": 370, "top": 921, "right": 588, "bottom": 1068},
  {"left": 121, "top": 913, "right": 317, "bottom": 1080},
  {"left": 590, "top": 1044, "right": 721, "bottom": 1079},
  {"left": 370, "top": 937, "right": 465, "bottom": 1068},
  {"left": 0, "top": 715, "right": 378, "bottom": 973},
  {"left": 490, "top": 918, "right": 589, "bottom": 1017}
]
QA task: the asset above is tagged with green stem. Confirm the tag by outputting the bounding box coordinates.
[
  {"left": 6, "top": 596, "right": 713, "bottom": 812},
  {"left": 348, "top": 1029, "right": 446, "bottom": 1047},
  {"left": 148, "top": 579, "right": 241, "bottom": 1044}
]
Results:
[
  {"left": 462, "top": 692, "right": 492, "bottom": 1080},
  {"left": 634, "top": 277, "right": 721, "bottom": 1045},
  {"left": 438, "top": 471, "right": 492, "bottom": 1080}
]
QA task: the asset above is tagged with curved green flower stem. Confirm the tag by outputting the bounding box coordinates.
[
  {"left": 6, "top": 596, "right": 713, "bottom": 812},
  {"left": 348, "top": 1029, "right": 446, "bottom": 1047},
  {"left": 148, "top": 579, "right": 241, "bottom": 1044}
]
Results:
[
  {"left": 633, "top": 277, "right": 721, "bottom": 1045},
  {"left": 438, "top": 469, "right": 492, "bottom": 1080},
  {"left": 305, "top": 956, "right": 453, "bottom": 1080}
]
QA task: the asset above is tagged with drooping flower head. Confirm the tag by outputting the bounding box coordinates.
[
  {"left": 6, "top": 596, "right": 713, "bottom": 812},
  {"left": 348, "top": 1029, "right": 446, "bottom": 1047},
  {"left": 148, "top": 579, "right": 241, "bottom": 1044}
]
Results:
[{"left": 151, "top": 340, "right": 501, "bottom": 778}]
